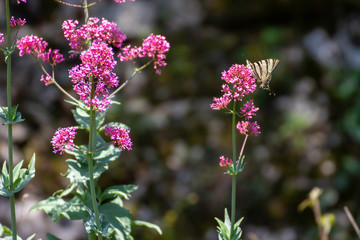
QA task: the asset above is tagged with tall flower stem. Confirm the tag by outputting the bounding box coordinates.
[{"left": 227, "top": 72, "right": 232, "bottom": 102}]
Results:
[
  {"left": 87, "top": 78, "right": 103, "bottom": 240},
  {"left": 5, "top": 0, "right": 18, "bottom": 239},
  {"left": 230, "top": 102, "right": 237, "bottom": 236}
]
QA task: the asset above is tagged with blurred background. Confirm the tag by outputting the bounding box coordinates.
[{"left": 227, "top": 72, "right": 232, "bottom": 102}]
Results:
[{"left": 0, "top": 0, "right": 360, "bottom": 239}]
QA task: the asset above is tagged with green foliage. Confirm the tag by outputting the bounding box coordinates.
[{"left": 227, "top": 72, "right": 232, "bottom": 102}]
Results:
[
  {"left": 215, "top": 209, "right": 243, "bottom": 240},
  {"left": 0, "top": 105, "right": 24, "bottom": 125},
  {"left": 0, "top": 223, "right": 38, "bottom": 240},
  {"left": 226, "top": 156, "right": 246, "bottom": 176},
  {"left": 0, "top": 154, "right": 36, "bottom": 196}
]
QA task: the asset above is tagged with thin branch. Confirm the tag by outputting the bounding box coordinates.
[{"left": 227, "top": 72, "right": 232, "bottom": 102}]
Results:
[{"left": 344, "top": 206, "right": 360, "bottom": 239}]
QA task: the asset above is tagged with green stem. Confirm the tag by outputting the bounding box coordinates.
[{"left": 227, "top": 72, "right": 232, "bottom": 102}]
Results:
[
  {"left": 87, "top": 77, "right": 103, "bottom": 240},
  {"left": 5, "top": 0, "right": 18, "bottom": 239},
  {"left": 230, "top": 102, "right": 237, "bottom": 236},
  {"left": 108, "top": 60, "right": 152, "bottom": 99}
]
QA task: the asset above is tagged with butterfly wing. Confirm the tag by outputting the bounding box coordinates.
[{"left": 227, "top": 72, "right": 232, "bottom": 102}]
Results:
[{"left": 246, "top": 59, "right": 280, "bottom": 91}]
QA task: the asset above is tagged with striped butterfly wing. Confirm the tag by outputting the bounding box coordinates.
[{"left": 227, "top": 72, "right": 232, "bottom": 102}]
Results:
[{"left": 246, "top": 59, "right": 280, "bottom": 91}]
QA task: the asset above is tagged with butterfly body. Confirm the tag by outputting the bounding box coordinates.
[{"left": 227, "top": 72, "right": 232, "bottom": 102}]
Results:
[{"left": 246, "top": 59, "right": 280, "bottom": 92}]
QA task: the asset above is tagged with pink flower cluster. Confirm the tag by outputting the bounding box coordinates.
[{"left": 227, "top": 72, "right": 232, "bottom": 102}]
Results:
[
  {"left": 119, "top": 33, "right": 170, "bottom": 74},
  {"left": 51, "top": 127, "right": 77, "bottom": 155},
  {"left": 219, "top": 156, "right": 233, "bottom": 167},
  {"left": 69, "top": 42, "right": 118, "bottom": 112},
  {"left": 17, "top": 0, "right": 26, "bottom": 4},
  {"left": 0, "top": 33, "right": 4, "bottom": 45},
  {"left": 62, "top": 17, "right": 126, "bottom": 55},
  {"left": 10, "top": 16, "right": 26, "bottom": 28},
  {"left": 211, "top": 64, "right": 256, "bottom": 110},
  {"left": 104, "top": 126, "right": 132, "bottom": 151},
  {"left": 17, "top": 35, "right": 64, "bottom": 65},
  {"left": 211, "top": 64, "right": 261, "bottom": 137},
  {"left": 17, "top": 35, "right": 64, "bottom": 85},
  {"left": 237, "top": 121, "right": 261, "bottom": 136}
]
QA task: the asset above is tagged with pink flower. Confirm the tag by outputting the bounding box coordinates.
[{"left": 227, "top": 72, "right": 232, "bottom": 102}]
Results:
[
  {"left": 62, "top": 18, "right": 126, "bottom": 55},
  {"left": 51, "top": 127, "right": 77, "bottom": 154},
  {"left": 210, "top": 93, "right": 232, "bottom": 110},
  {"left": 10, "top": 16, "right": 26, "bottom": 28},
  {"left": 220, "top": 64, "right": 256, "bottom": 102},
  {"left": 40, "top": 74, "right": 53, "bottom": 86},
  {"left": 114, "top": 0, "right": 135, "bottom": 3},
  {"left": 38, "top": 48, "right": 65, "bottom": 66},
  {"left": 119, "top": 33, "right": 170, "bottom": 74},
  {"left": 17, "top": 0, "right": 26, "bottom": 4},
  {"left": 236, "top": 121, "right": 261, "bottom": 136},
  {"left": 17, "top": 35, "right": 48, "bottom": 56},
  {"left": 219, "top": 156, "right": 233, "bottom": 167},
  {"left": 239, "top": 100, "right": 259, "bottom": 119},
  {"left": 69, "top": 42, "right": 118, "bottom": 112},
  {"left": 104, "top": 126, "right": 132, "bottom": 151},
  {"left": 0, "top": 33, "right": 4, "bottom": 45}
]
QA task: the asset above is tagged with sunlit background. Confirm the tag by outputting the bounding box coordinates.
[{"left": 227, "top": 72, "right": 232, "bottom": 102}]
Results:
[{"left": 1, "top": 0, "right": 360, "bottom": 239}]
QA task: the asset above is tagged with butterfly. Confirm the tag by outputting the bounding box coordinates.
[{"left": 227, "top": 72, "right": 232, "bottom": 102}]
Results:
[{"left": 246, "top": 59, "right": 280, "bottom": 93}]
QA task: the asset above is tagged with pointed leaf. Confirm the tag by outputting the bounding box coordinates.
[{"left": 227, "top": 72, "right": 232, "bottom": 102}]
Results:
[
  {"left": 100, "top": 185, "right": 138, "bottom": 202},
  {"left": 133, "top": 220, "right": 162, "bottom": 235},
  {"left": 13, "top": 154, "right": 36, "bottom": 193}
]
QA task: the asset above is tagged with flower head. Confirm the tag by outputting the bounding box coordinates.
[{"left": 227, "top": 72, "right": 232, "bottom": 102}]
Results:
[
  {"left": 104, "top": 126, "right": 132, "bottom": 151},
  {"left": 219, "top": 156, "right": 233, "bottom": 167},
  {"left": 40, "top": 74, "right": 53, "bottom": 86},
  {"left": 51, "top": 127, "right": 77, "bottom": 154},
  {"left": 237, "top": 121, "right": 261, "bottom": 136},
  {"left": 220, "top": 64, "right": 256, "bottom": 102},
  {"left": 17, "top": 35, "right": 48, "bottom": 56},
  {"left": 119, "top": 33, "right": 170, "bottom": 74},
  {"left": 69, "top": 42, "right": 118, "bottom": 112},
  {"left": 17, "top": 0, "right": 26, "bottom": 4},
  {"left": 10, "top": 17, "right": 26, "bottom": 28},
  {"left": 62, "top": 18, "right": 126, "bottom": 55},
  {"left": 38, "top": 48, "right": 65, "bottom": 66},
  {"left": 0, "top": 33, "right": 4, "bottom": 45},
  {"left": 240, "top": 100, "right": 259, "bottom": 119}
]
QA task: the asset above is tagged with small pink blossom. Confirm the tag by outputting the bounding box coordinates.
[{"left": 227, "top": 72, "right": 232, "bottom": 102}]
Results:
[
  {"left": 219, "top": 156, "right": 233, "bottom": 167},
  {"left": 17, "top": 0, "right": 26, "bottom": 4},
  {"left": 104, "top": 126, "right": 132, "bottom": 151},
  {"left": 114, "top": 0, "right": 135, "bottom": 2},
  {"left": 239, "top": 100, "right": 259, "bottom": 119},
  {"left": 17, "top": 35, "right": 48, "bottom": 56},
  {"left": 0, "top": 33, "right": 4, "bottom": 45},
  {"left": 38, "top": 48, "right": 65, "bottom": 65},
  {"left": 10, "top": 16, "right": 26, "bottom": 28},
  {"left": 40, "top": 74, "right": 52, "bottom": 86},
  {"left": 51, "top": 127, "right": 77, "bottom": 154},
  {"left": 119, "top": 33, "right": 170, "bottom": 74},
  {"left": 236, "top": 121, "right": 261, "bottom": 136},
  {"left": 210, "top": 93, "right": 232, "bottom": 110}
]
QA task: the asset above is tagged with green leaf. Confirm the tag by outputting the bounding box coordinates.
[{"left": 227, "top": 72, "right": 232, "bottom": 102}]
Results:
[
  {"left": 215, "top": 209, "right": 243, "bottom": 240},
  {"left": 64, "top": 140, "right": 120, "bottom": 185},
  {"left": 98, "top": 197, "right": 133, "bottom": 240},
  {"left": 46, "top": 233, "right": 62, "bottom": 240},
  {"left": 71, "top": 107, "right": 107, "bottom": 131},
  {"left": 0, "top": 105, "right": 24, "bottom": 125},
  {"left": 100, "top": 185, "right": 138, "bottom": 202},
  {"left": 0, "top": 162, "right": 11, "bottom": 196},
  {"left": 30, "top": 196, "right": 87, "bottom": 222},
  {"left": 25, "top": 234, "right": 36, "bottom": 240},
  {"left": 13, "top": 154, "right": 36, "bottom": 194},
  {"left": 133, "top": 220, "right": 162, "bottom": 235}
]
